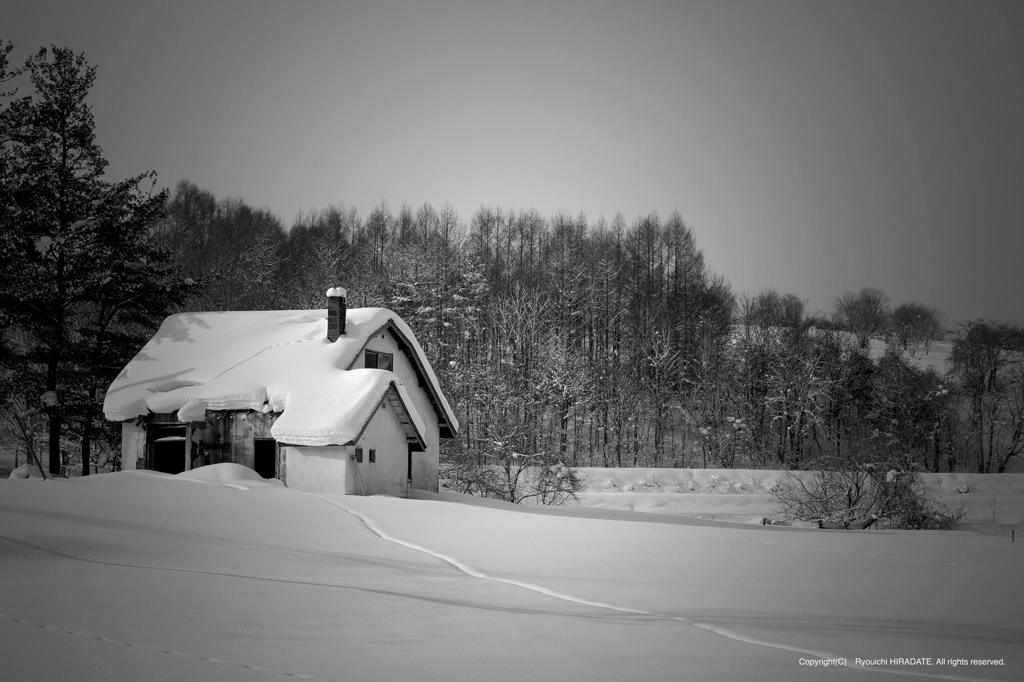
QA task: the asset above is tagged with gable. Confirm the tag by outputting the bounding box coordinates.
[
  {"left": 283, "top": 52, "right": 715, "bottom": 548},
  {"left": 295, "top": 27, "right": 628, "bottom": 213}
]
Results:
[{"left": 347, "top": 321, "right": 457, "bottom": 439}]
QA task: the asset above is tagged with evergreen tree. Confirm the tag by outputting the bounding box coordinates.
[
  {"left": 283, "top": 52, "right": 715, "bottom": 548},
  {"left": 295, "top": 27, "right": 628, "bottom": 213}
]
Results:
[{"left": 0, "top": 45, "right": 187, "bottom": 475}]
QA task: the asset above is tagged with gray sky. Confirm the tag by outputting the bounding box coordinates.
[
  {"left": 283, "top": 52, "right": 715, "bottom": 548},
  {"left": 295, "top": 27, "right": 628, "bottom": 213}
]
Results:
[{"left": 5, "top": 0, "right": 1023, "bottom": 325}]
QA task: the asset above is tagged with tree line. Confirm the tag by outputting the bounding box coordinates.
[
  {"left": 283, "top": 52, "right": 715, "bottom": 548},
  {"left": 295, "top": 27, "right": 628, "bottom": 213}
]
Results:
[
  {"left": 3, "top": 42, "right": 1022, "bottom": 484},
  {"left": 152, "top": 182, "right": 1024, "bottom": 478}
]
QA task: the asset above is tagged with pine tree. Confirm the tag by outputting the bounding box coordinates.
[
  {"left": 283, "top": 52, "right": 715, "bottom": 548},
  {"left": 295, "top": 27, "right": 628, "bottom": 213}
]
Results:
[{"left": 1, "top": 45, "right": 187, "bottom": 475}]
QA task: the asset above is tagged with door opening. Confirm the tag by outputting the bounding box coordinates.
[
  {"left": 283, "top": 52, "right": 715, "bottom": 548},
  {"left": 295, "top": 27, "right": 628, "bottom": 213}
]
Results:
[
  {"left": 407, "top": 443, "right": 424, "bottom": 486},
  {"left": 149, "top": 424, "right": 187, "bottom": 474},
  {"left": 254, "top": 438, "right": 277, "bottom": 479}
]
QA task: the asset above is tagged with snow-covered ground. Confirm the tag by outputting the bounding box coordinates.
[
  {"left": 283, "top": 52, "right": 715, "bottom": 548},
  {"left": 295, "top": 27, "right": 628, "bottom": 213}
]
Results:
[
  {"left": 573, "top": 467, "right": 1024, "bottom": 530},
  {"left": 1, "top": 464, "right": 1021, "bottom": 681},
  {"left": 866, "top": 337, "right": 954, "bottom": 376}
]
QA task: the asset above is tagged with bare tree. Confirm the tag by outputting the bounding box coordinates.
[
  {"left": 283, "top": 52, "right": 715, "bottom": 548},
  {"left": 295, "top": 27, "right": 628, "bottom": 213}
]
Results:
[
  {"left": 0, "top": 395, "right": 48, "bottom": 477},
  {"left": 890, "top": 302, "right": 942, "bottom": 355},
  {"left": 951, "top": 321, "right": 1024, "bottom": 472},
  {"left": 835, "top": 288, "right": 890, "bottom": 349}
]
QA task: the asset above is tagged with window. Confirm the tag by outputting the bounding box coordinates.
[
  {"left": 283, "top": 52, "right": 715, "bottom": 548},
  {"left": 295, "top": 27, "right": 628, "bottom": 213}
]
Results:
[
  {"left": 365, "top": 350, "right": 394, "bottom": 371},
  {"left": 355, "top": 446, "right": 363, "bottom": 463},
  {"left": 369, "top": 449, "right": 376, "bottom": 464}
]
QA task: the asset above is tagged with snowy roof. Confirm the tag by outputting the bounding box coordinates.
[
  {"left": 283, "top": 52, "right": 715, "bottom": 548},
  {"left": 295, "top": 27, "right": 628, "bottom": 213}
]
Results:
[{"left": 102, "top": 307, "right": 459, "bottom": 446}]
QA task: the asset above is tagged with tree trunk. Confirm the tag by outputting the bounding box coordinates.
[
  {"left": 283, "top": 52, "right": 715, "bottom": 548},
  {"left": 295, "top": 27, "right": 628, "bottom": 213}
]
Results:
[
  {"left": 80, "top": 421, "right": 91, "bottom": 477},
  {"left": 46, "top": 339, "right": 62, "bottom": 475},
  {"left": 47, "top": 410, "right": 62, "bottom": 475}
]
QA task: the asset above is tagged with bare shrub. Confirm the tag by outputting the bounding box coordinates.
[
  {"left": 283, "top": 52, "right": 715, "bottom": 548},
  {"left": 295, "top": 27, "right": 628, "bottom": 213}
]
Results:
[
  {"left": 0, "top": 396, "right": 48, "bottom": 478},
  {"left": 772, "top": 458, "right": 961, "bottom": 530},
  {"left": 441, "top": 451, "right": 584, "bottom": 505},
  {"left": 531, "top": 463, "right": 584, "bottom": 505}
]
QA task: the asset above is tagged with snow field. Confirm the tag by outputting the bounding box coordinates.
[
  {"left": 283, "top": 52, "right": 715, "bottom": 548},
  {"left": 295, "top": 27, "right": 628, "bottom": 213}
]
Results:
[
  {"left": 1, "top": 466, "right": 1021, "bottom": 681},
  {"left": 360, "top": 492, "right": 1022, "bottom": 678}
]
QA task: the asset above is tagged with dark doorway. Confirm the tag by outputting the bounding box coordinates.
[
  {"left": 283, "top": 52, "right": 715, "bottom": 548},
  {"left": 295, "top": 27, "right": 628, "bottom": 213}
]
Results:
[
  {"left": 152, "top": 440, "right": 187, "bottom": 474},
  {"left": 407, "top": 443, "right": 423, "bottom": 484},
  {"left": 149, "top": 424, "right": 187, "bottom": 474},
  {"left": 254, "top": 439, "right": 277, "bottom": 479}
]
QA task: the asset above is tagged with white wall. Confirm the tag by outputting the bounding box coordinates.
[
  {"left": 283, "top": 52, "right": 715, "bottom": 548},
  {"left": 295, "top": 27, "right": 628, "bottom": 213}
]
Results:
[
  {"left": 282, "top": 402, "right": 413, "bottom": 497},
  {"left": 351, "top": 401, "right": 410, "bottom": 497},
  {"left": 121, "top": 422, "right": 145, "bottom": 471},
  {"left": 282, "top": 445, "right": 354, "bottom": 494},
  {"left": 363, "top": 330, "right": 440, "bottom": 492}
]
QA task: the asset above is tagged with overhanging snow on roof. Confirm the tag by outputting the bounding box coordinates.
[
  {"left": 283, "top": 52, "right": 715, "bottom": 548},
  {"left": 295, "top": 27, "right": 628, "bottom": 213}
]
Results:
[{"left": 102, "top": 307, "right": 458, "bottom": 446}]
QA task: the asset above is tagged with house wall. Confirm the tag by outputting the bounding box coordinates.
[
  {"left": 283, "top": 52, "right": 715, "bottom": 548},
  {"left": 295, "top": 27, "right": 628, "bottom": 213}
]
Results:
[
  {"left": 351, "top": 400, "right": 411, "bottom": 497},
  {"left": 194, "top": 412, "right": 275, "bottom": 469},
  {"left": 121, "top": 422, "right": 145, "bottom": 470},
  {"left": 363, "top": 330, "right": 441, "bottom": 492},
  {"left": 281, "top": 399, "right": 412, "bottom": 497},
  {"left": 281, "top": 445, "right": 354, "bottom": 494}
]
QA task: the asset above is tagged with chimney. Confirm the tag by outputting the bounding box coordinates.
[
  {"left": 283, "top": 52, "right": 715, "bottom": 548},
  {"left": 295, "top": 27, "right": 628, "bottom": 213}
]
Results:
[{"left": 327, "top": 287, "right": 347, "bottom": 341}]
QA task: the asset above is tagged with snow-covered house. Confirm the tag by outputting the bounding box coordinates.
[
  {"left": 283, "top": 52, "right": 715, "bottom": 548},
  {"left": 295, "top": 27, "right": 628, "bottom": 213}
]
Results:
[{"left": 102, "top": 289, "right": 458, "bottom": 496}]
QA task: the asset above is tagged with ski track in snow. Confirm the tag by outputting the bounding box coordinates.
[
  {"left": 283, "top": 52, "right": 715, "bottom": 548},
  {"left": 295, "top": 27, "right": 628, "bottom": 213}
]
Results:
[
  {"left": 318, "top": 495, "right": 1003, "bottom": 682},
  {"left": 1, "top": 507, "right": 664, "bottom": 682},
  {"left": 0, "top": 533, "right": 616, "bottom": 620}
]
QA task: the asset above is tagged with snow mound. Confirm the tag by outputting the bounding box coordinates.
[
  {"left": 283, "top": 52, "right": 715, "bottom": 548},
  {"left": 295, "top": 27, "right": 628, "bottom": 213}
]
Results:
[
  {"left": 175, "top": 463, "right": 283, "bottom": 489},
  {"left": 6, "top": 464, "right": 52, "bottom": 480},
  {"left": 577, "top": 468, "right": 788, "bottom": 497}
]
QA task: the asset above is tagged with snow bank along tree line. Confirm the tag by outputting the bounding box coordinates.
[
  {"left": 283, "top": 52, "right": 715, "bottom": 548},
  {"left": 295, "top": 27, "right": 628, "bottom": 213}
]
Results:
[{"left": 3, "top": 41, "right": 1022, "bottom": 491}]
